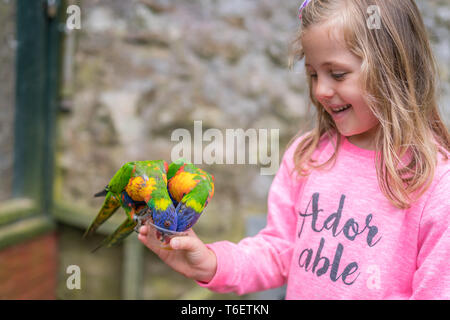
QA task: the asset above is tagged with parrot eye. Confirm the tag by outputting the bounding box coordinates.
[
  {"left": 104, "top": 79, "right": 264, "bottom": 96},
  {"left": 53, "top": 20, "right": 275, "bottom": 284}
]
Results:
[{"left": 164, "top": 221, "right": 171, "bottom": 228}]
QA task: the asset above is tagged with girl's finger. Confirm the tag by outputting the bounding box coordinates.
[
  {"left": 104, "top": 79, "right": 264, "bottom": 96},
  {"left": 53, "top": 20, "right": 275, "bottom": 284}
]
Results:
[
  {"left": 137, "top": 233, "right": 147, "bottom": 244},
  {"left": 139, "top": 225, "right": 148, "bottom": 235}
]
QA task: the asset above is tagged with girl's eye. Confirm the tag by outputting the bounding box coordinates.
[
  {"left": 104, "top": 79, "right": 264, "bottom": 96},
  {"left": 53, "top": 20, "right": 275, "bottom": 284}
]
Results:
[
  {"left": 309, "top": 73, "right": 317, "bottom": 79},
  {"left": 332, "top": 72, "right": 347, "bottom": 80}
]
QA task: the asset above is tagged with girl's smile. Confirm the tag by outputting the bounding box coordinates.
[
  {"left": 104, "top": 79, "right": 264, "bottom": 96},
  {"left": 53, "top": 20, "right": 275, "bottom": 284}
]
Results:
[{"left": 302, "top": 22, "right": 380, "bottom": 150}]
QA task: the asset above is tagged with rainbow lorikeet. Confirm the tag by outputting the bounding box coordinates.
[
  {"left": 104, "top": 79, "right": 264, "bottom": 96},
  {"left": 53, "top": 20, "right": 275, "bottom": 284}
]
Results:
[
  {"left": 167, "top": 158, "right": 215, "bottom": 232},
  {"left": 84, "top": 160, "right": 177, "bottom": 251}
]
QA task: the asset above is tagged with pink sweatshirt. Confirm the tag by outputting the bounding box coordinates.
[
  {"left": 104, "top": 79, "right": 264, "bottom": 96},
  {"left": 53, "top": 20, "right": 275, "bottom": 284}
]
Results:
[{"left": 198, "top": 133, "right": 450, "bottom": 299}]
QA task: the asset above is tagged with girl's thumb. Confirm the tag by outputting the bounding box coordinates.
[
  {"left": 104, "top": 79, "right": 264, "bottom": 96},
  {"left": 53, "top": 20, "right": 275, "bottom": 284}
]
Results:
[{"left": 170, "top": 236, "right": 198, "bottom": 251}]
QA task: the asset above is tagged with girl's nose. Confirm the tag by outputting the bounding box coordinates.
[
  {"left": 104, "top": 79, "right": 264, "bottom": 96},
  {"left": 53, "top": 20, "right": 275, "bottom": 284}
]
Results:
[{"left": 314, "top": 77, "right": 335, "bottom": 102}]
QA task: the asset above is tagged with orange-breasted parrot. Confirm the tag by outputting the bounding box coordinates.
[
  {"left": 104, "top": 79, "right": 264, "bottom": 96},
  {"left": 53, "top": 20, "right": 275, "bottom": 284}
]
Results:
[
  {"left": 167, "top": 158, "right": 215, "bottom": 232},
  {"left": 84, "top": 160, "right": 177, "bottom": 251}
]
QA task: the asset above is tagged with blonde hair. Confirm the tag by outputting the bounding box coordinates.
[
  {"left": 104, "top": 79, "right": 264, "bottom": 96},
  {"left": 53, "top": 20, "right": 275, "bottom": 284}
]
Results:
[{"left": 289, "top": 0, "right": 450, "bottom": 209}]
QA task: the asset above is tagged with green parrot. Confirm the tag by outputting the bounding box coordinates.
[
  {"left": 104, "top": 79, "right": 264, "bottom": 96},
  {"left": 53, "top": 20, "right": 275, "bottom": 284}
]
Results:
[
  {"left": 85, "top": 160, "right": 177, "bottom": 251},
  {"left": 167, "top": 158, "right": 215, "bottom": 232}
]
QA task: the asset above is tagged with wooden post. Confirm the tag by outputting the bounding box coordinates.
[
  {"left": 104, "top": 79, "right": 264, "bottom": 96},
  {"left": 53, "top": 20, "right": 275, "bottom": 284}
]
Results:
[{"left": 122, "top": 235, "right": 144, "bottom": 299}]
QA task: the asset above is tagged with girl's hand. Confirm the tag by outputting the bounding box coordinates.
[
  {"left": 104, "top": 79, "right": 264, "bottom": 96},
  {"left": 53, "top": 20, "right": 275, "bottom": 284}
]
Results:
[{"left": 138, "top": 225, "right": 217, "bottom": 283}]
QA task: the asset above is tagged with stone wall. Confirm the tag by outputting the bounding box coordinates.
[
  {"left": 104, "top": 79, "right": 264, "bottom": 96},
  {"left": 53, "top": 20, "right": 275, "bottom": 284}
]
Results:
[{"left": 55, "top": 0, "right": 450, "bottom": 299}]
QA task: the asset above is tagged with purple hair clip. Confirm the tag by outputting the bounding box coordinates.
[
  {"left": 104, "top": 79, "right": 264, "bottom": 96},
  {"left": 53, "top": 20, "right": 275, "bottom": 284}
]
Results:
[{"left": 298, "top": 0, "right": 311, "bottom": 20}]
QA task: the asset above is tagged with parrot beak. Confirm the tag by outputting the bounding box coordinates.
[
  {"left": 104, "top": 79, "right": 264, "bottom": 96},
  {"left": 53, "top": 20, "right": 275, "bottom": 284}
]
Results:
[{"left": 94, "top": 186, "right": 108, "bottom": 197}]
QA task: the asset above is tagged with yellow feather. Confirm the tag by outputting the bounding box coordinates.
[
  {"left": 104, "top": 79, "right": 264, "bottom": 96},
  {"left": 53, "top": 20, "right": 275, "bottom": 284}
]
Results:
[
  {"left": 186, "top": 199, "right": 203, "bottom": 212},
  {"left": 168, "top": 172, "right": 198, "bottom": 202},
  {"left": 154, "top": 198, "right": 172, "bottom": 211},
  {"left": 125, "top": 176, "right": 156, "bottom": 202}
]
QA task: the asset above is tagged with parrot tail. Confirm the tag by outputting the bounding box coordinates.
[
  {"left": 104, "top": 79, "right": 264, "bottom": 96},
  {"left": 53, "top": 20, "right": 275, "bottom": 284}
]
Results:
[
  {"left": 84, "top": 192, "right": 120, "bottom": 238},
  {"left": 91, "top": 218, "right": 137, "bottom": 253}
]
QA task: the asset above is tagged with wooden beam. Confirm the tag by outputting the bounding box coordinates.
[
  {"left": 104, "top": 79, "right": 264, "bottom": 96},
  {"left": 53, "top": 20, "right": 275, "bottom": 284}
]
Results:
[{"left": 13, "top": 0, "right": 47, "bottom": 201}]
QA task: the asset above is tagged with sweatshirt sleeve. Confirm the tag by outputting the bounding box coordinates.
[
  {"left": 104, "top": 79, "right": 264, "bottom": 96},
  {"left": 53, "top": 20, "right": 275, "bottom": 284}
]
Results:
[
  {"left": 196, "top": 138, "right": 303, "bottom": 295},
  {"left": 411, "top": 170, "right": 450, "bottom": 300}
]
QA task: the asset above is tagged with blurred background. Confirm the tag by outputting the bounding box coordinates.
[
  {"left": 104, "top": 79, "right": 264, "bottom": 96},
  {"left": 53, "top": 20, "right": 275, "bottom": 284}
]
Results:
[{"left": 0, "top": 0, "right": 448, "bottom": 300}]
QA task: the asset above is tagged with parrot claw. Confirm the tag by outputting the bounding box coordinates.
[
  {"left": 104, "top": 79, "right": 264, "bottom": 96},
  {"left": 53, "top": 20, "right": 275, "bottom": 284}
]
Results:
[{"left": 132, "top": 208, "right": 153, "bottom": 233}]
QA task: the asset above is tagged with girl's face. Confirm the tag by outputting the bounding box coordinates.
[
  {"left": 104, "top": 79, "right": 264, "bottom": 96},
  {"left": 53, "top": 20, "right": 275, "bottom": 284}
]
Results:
[{"left": 302, "top": 23, "right": 379, "bottom": 150}]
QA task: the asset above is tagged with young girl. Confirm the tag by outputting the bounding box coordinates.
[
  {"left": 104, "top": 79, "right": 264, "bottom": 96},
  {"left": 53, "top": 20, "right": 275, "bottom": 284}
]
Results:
[{"left": 138, "top": 0, "right": 450, "bottom": 299}]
